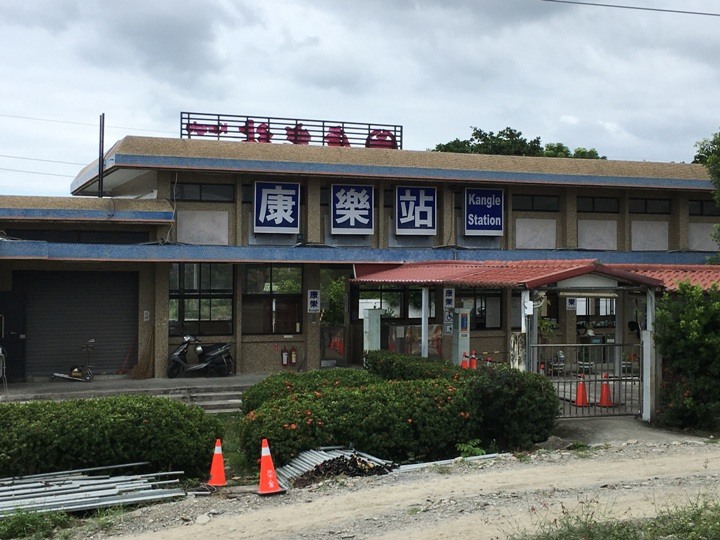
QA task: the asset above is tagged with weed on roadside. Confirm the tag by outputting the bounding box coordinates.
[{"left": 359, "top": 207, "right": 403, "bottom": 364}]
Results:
[{"left": 0, "top": 510, "right": 75, "bottom": 540}]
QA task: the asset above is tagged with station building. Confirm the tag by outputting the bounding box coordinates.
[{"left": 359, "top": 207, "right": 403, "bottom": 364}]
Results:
[{"left": 0, "top": 113, "right": 718, "bottom": 386}]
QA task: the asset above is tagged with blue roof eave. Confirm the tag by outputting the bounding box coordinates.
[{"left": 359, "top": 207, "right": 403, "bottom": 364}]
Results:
[{"left": 0, "top": 240, "right": 714, "bottom": 266}]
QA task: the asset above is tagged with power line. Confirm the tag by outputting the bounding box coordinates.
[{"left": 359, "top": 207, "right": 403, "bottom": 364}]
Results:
[
  {"left": 0, "top": 113, "right": 175, "bottom": 134},
  {"left": 0, "top": 167, "right": 74, "bottom": 178},
  {"left": 541, "top": 0, "right": 720, "bottom": 17},
  {"left": 0, "top": 154, "right": 86, "bottom": 166}
]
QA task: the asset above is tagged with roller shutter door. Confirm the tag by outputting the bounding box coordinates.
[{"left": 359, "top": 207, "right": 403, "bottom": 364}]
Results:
[{"left": 16, "top": 271, "right": 138, "bottom": 377}]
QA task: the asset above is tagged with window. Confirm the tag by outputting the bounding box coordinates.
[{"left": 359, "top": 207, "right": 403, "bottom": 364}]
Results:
[
  {"left": 630, "top": 198, "right": 671, "bottom": 214},
  {"left": 456, "top": 288, "right": 502, "bottom": 330},
  {"left": 242, "top": 265, "right": 303, "bottom": 334},
  {"left": 577, "top": 196, "right": 619, "bottom": 213},
  {"left": 511, "top": 194, "right": 559, "bottom": 212},
  {"left": 173, "top": 183, "right": 235, "bottom": 202},
  {"left": 169, "top": 263, "right": 234, "bottom": 336},
  {"left": 689, "top": 200, "right": 720, "bottom": 216},
  {"left": 357, "top": 285, "right": 404, "bottom": 319}
]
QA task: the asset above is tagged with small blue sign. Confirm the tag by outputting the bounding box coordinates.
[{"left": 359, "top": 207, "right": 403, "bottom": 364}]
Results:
[
  {"left": 331, "top": 184, "right": 374, "bottom": 235},
  {"left": 464, "top": 188, "right": 503, "bottom": 236},
  {"left": 254, "top": 181, "right": 300, "bottom": 234},
  {"left": 395, "top": 186, "right": 436, "bottom": 235}
]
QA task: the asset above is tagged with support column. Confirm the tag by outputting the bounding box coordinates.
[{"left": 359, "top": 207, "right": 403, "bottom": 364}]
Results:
[
  {"left": 642, "top": 289, "right": 657, "bottom": 421},
  {"left": 421, "top": 287, "right": 429, "bottom": 358}
]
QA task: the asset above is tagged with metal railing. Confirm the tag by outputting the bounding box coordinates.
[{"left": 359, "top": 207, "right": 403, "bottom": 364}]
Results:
[
  {"left": 532, "top": 342, "right": 642, "bottom": 417},
  {"left": 180, "top": 112, "right": 403, "bottom": 149}
]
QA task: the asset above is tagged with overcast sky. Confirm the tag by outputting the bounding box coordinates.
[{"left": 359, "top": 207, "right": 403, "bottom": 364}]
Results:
[{"left": 1, "top": 0, "right": 719, "bottom": 197}]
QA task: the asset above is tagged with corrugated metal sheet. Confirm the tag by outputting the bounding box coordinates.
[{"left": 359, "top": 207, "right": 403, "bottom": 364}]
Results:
[
  {"left": 0, "top": 465, "right": 184, "bottom": 517},
  {"left": 276, "top": 448, "right": 394, "bottom": 489}
]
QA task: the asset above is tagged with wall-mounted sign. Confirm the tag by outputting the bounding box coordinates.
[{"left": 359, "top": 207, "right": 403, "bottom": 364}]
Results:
[
  {"left": 254, "top": 181, "right": 300, "bottom": 234},
  {"left": 331, "top": 184, "right": 374, "bottom": 235},
  {"left": 566, "top": 298, "right": 577, "bottom": 311},
  {"left": 308, "top": 290, "right": 321, "bottom": 313},
  {"left": 395, "top": 186, "right": 437, "bottom": 236},
  {"left": 443, "top": 288, "right": 455, "bottom": 310},
  {"left": 464, "top": 188, "right": 504, "bottom": 236}
]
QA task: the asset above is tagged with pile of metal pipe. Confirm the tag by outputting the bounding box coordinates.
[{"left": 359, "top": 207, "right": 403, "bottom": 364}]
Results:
[{"left": 0, "top": 463, "right": 185, "bottom": 518}]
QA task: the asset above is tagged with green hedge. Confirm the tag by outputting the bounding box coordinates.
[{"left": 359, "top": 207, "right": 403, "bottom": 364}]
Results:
[
  {"left": 0, "top": 396, "right": 223, "bottom": 479},
  {"left": 241, "top": 368, "right": 383, "bottom": 414},
  {"left": 238, "top": 354, "right": 559, "bottom": 465},
  {"left": 364, "top": 350, "right": 473, "bottom": 381},
  {"left": 238, "top": 378, "right": 475, "bottom": 466}
]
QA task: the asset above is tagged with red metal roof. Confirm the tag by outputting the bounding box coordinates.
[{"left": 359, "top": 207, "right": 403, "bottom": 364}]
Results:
[
  {"left": 352, "top": 259, "right": 664, "bottom": 289},
  {"left": 607, "top": 264, "right": 720, "bottom": 291}
]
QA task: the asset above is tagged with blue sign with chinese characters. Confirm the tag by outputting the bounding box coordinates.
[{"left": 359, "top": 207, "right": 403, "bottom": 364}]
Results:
[
  {"left": 464, "top": 188, "right": 503, "bottom": 236},
  {"left": 254, "top": 181, "right": 300, "bottom": 234},
  {"left": 331, "top": 184, "right": 374, "bottom": 235},
  {"left": 395, "top": 186, "right": 436, "bottom": 236}
]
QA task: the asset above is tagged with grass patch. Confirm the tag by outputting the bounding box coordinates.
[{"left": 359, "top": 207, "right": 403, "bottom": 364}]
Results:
[
  {"left": 510, "top": 496, "right": 720, "bottom": 540},
  {"left": 0, "top": 510, "right": 75, "bottom": 540}
]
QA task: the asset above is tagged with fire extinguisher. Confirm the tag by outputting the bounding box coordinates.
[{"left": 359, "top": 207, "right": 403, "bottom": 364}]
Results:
[
  {"left": 281, "top": 345, "right": 289, "bottom": 367},
  {"left": 290, "top": 346, "right": 297, "bottom": 366}
]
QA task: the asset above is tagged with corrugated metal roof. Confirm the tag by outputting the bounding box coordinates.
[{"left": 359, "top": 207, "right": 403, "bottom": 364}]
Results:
[
  {"left": 608, "top": 264, "right": 720, "bottom": 291},
  {"left": 351, "top": 259, "right": 665, "bottom": 289}
]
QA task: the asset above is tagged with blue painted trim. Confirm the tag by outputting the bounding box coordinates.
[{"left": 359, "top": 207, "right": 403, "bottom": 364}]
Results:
[
  {"left": 0, "top": 240, "right": 713, "bottom": 265},
  {"left": 0, "top": 208, "right": 174, "bottom": 222},
  {"left": 117, "top": 154, "right": 714, "bottom": 190}
]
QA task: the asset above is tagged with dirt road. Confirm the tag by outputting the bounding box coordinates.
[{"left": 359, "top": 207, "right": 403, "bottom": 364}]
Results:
[{"left": 84, "top": 419, "right": 719, "bottom": 540}]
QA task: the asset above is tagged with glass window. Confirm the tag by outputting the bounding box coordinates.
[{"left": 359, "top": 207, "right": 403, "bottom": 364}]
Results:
[
  {"left": 456, "top": 288, "right": 502, "bottom": 330},
  {"left": 169, "top": 263, "right": 234, "bottom": 336},
  {"left": 577, "top": 196, "right": 619, "bottom": 213},
  {"left": 512, "top": 194, "right": 558, "bottom": 212},
  {"left": 630, "top": 198, "right": 670, "bottom": 214},
  {"left": 358, "top": 286, "right": 403, "bottom": 319},
  {"left": 689, "top": 200, "right": 720, "bottom": 216},
  {"left": 173, "top": 183, "right": 234, "bottom": 202},
  {"left": 242, "top": 264, "right": 303, "bottom": 334}
]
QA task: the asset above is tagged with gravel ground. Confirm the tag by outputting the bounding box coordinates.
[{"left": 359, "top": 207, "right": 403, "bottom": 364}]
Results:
[{"left": 60, "top": 419, "right": 720, "bottom": 540}]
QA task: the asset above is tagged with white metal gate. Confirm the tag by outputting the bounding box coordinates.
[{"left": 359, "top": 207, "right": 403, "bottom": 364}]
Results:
[{"left": 533, "top": 342, "right": 643, "bottom": 418}]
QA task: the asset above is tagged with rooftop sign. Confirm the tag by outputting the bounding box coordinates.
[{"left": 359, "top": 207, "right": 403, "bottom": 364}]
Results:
[{"left": 180, "top": 112, "right": 403, "bottom": 149}]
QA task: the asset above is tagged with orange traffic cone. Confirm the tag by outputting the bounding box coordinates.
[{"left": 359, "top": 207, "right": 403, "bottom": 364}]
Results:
[
  {"left": 461, "top": 352, "right": 469, "bottom": 369},
  {"left": 258, "top": 438, "right": 286, "bottom": 496},
  {"left": 573, "top": 374, "right": 589, "bottom": 407},
  {"left": 599, "top": 372, "right": 614, "bottom": 407},
  {"left": 208, "top": 439, "right": 227, "bottom": 487},
  {"left": 469, "top": 350, "right": 477, "bottom": 370}
]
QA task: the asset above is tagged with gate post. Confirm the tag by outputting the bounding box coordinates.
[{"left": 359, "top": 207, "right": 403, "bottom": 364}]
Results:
[{"left": 642, "top": 289, "right": 657, "bottom": 421}]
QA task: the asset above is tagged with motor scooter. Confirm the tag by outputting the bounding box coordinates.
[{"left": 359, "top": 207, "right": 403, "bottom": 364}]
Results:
[{"left": 167, "top": 335, "right": 234, "bottom": 378}]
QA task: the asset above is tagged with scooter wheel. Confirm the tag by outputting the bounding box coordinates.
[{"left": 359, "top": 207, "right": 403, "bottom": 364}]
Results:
[
  {"left": 217, "top": 356, "right": 234, "bottom": 376},
  {"left": 167, "top": 363, "right": 182, "bottom": 379}
]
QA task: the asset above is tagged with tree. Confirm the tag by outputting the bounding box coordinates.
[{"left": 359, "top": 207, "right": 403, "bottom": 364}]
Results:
[
  {"left": 654, "top": 282, "right": 720, "bottom": 429},
  {"left": 434, "top": 127, "right": 543, "bottom": 156},
  {"left": 434, "top": 126, "right": 605, "bottom": 159},
  {"left": 693, "top": 131, "right": 720, "bottom": 205}
]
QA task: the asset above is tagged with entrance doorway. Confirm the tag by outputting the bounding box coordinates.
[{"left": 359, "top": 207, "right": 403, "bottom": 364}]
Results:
[{"left": 0, "top": 291, "right": 26, "bottom": 382}]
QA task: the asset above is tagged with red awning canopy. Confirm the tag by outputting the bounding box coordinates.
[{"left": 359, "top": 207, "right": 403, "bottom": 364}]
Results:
[{"left": 352, "top": 259, "right": 667, "bottom": 290}]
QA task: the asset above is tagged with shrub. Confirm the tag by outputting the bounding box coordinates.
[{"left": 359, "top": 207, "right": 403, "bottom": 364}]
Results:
[
  {"left": 238, "top": 378, "right": 476, "bottom": 466},
  {"left": 363, "top": 350, "right": 472, "bottom": 381},
  {"left": 0, "top": 396, "right": 223, "bottom": 479},
  {"left": 241, "top": 368, "right": 382, "bottom": 413},
  {"left": 465, "top": 364, "right": 559, "bottom": 449}
]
